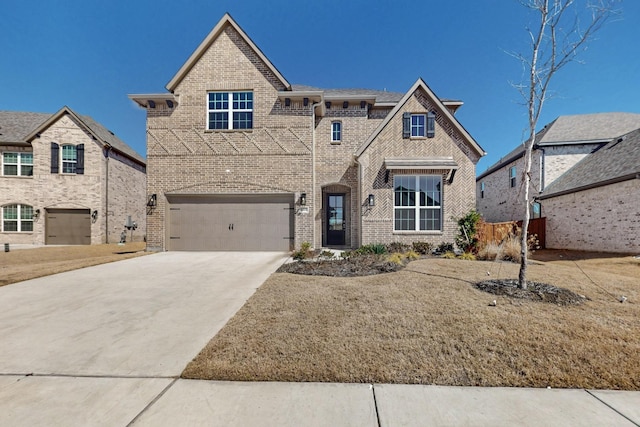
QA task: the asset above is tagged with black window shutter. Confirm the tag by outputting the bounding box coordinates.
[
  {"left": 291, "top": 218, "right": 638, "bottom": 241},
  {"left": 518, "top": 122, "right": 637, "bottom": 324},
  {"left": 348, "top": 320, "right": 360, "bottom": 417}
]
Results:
[
  {"left": 51, "top": 143, "right": 59, "bottom": 173},
  {"left": 76, "top": 144, "right": 85, "bottom": 174},
  {"left": 402, "top": 112, "right": 411, "bottom": 139},
  {"left": 426, "top": 112, "right": 436, "bottom": 138}
]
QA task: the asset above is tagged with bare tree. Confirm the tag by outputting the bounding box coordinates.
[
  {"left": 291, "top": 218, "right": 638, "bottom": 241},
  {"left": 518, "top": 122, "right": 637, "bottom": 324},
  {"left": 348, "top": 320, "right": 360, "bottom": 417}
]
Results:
[{"left": 511, "top": 0, "right": 618, "bottom": 289}]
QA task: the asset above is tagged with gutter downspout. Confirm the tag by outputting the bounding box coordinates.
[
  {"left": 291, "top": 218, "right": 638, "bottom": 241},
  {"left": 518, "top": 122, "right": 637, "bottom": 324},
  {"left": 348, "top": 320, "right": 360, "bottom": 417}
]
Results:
[
  {"left": 104, "top": 145, "right": 112, "bottom": 243},
  {"left": 311, "top": 102, "right": 321, "bottom": 248}
]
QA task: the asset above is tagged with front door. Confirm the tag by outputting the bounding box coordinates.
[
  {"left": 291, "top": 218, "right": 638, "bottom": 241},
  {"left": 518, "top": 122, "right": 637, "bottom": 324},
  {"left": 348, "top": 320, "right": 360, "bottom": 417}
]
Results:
[{"left": 326, "top": 194, "right": 346, "bottom": 246}]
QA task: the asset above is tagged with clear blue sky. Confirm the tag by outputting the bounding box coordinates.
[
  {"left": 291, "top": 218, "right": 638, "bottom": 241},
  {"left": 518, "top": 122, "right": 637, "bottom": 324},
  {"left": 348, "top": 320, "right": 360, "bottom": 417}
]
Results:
[{"left": 2, "top": 0, "right": 638, "bottom": 173}]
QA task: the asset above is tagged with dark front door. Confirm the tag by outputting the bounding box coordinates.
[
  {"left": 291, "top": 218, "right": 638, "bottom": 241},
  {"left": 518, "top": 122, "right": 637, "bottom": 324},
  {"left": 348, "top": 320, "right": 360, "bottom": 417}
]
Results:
[{"left": 326, "top": 194, "right": 346, "bottom": 246}]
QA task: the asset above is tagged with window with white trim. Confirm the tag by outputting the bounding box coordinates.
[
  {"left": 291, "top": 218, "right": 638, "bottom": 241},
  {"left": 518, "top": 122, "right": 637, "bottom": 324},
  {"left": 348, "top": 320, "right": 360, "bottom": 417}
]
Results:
[
  {"left": 331, "top": 121, "right": 342, "bottom": 142},
  {"left": 2, "top": 152, "right": 33, "bottom": 176},
  {"left": 509, "top": 166, "right": 517, "bottom": 188},
  {"left": 207, "top": 91, "right": 253, "bottom": 130},
  {"left": 62, "top": 145, "right": 77, "bottom": 174},
  {"left": 411, "top": 114, "right": 426, "bottom": 137},
  {"left": 394, "top": 175, "right": 442, "bottom": 231},
  {"left": 2, "top": 204, "right": 33, "bottom": 232}
]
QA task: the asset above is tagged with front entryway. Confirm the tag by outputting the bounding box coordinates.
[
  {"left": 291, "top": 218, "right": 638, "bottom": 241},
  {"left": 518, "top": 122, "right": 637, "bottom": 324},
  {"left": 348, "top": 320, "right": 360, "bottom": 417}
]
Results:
[{"left": 326, "top": 194, "right": 346, "bottom": 246}]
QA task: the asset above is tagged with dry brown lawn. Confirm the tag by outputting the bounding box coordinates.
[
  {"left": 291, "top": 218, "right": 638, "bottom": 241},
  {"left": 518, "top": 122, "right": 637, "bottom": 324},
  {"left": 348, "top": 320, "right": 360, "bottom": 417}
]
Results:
[
  {"left": 0, "top": 242, "right": 147, "bottom": 287},
  {"left": 183, "top": 250, "right": 640, "bottom": 389}
]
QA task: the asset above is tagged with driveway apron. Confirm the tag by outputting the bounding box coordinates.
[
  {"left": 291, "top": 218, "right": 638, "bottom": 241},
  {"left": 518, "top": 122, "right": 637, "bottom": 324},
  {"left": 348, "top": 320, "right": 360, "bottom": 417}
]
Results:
[{"left": 0, "top": 251, "right": 288, "bottom": 377}]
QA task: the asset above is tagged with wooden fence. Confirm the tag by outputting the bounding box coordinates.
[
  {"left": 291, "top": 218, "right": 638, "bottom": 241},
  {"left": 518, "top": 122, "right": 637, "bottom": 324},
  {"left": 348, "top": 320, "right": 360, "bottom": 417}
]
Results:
[{"left": 478, "top": 217, "right": 546, "bottom": 249}]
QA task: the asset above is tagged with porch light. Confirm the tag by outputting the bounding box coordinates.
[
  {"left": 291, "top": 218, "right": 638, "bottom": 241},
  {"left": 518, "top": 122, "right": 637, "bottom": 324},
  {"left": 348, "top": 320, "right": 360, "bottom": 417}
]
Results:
[
  {"left": 147, "top": 194, "right": 157, "bottom": 207},
  {"left": 33, "top": 209, "right": 40, "bottom": 220},
  {"left": 300, "top": 193, "right": 307, "bottom": 206},
  {"left": 91, "top": 210, "right": 98, "bottom": 221},
  {"left": 368, "top": 194, "right": 375, "bottom": 206}
]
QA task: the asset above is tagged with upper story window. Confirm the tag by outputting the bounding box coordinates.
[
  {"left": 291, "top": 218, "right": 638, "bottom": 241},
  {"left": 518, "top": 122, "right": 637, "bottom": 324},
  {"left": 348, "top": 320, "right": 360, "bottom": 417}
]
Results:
[
  {"left": 403, "top": 112, "right": 436, "bottom": 139},
  {"left": 207, "top": 91, "right": 253, "bottom": 130},
  {"left": 480, "top": 182, "right": 485, "bottom": 198},
  {"left": 2, "top": 152, "right": 33, "bottom": 176},
  {"left": 331, "top": 121, "right": 342, "bottom": 143},
  {"left": 394, "top": 175, "right": 442, "bottom": 232},
  {"left": 2, "top": 204, "right": 33, "bottom": 232},
  {"left": 509, "top": 166, "right": 517, "bottom": 188},
  {"left": 51, "top": 143, "right": 84, "bottom": 175}
]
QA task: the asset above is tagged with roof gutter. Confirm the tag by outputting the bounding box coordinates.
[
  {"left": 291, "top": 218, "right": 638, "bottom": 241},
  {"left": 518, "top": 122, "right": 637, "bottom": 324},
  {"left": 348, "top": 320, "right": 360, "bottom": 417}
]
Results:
[{"left": 538, "top": 172, "right": 640, "bottom": 200}]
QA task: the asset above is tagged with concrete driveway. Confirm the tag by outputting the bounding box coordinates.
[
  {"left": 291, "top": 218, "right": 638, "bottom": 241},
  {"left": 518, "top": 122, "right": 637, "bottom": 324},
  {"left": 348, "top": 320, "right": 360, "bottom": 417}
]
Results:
[{"left": 0, "top": 251, "right": 288, "bottom": 377}]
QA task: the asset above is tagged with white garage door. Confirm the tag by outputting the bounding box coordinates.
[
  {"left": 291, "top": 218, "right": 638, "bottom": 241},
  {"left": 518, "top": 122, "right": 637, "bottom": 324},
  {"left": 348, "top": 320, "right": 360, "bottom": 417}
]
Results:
[{"left": 167, "top": 194, "right": 293, "bottom": 251}]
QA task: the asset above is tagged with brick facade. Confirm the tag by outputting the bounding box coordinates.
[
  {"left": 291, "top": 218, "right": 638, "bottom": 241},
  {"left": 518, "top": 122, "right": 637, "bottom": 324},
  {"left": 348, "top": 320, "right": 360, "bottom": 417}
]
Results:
[
  {"left": 0, "top": 114, "right": 146, "bottom": 245},
  {"left": 137, "top": 15, "right": 482, "bottom": 251}
]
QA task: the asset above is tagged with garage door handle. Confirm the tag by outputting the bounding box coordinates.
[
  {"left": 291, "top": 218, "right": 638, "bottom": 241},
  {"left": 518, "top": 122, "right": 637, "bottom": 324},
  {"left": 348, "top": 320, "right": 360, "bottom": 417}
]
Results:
[{"left": 229, "top": 224, "right": 234, "bottom": 231}]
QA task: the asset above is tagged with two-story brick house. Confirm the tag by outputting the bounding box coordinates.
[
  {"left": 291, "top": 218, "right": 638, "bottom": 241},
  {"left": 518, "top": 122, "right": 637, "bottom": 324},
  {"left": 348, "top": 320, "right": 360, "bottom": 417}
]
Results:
[
  {"left": 0, "top": 107, "right": 146, "bottom": 245},
  {"left": 130, "top": 14, "right": 485, "bottom": 252}
]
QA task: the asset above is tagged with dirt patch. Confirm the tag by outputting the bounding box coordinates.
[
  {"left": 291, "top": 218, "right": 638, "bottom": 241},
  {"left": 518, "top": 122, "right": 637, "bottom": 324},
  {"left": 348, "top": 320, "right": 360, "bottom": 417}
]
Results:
[
  {"left": 277, "top": 255, "right": 404, "bottom": 277},
  {"left": 0, "top": 243, "right": 147, "bottom": 286},
  {"left": 475, "top": 279, "right": 587, "bottom": 305}
]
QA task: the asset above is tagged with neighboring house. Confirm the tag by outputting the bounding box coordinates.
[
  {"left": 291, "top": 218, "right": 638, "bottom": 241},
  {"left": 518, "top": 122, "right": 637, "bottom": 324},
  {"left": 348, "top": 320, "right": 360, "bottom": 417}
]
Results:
[
  {"left": 538, "top": 128, "right": 640, "bottom": 253},
  {"left": 476, "top": 112, "right": 640, "bottom": 223},
  {"left": 130, "top": 13, "right": 485, "bottom": 252},
  {"left": 0, "top": 107, "right": 146, "bottom": 245}
]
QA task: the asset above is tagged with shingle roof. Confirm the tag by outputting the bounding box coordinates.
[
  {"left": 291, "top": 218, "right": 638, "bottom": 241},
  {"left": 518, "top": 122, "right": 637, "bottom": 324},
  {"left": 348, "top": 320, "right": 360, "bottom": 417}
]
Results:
[
  {"left": 540, "top": 127, "right": 640, "bottom": 198},
  {"left": 77, "top": 113, "right": 145, "bottom": 164},
  {"left": 0, "top": 111, "right": 50, "bottom": 143},
  {"left": 477, "top": 113, "right": 640, "bottom": 180},
  {"left": 291, "top": 84, "right": 404, "bottom": 103}
]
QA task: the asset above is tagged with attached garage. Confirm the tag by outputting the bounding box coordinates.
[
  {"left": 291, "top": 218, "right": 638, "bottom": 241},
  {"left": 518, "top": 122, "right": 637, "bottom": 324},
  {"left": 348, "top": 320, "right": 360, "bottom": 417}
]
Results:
[
  {"left": 45, "top": 208, "right": 91, "bottom": 245},
  {"left": 166, "top": 194, "right": 294, "bottom": 251}
]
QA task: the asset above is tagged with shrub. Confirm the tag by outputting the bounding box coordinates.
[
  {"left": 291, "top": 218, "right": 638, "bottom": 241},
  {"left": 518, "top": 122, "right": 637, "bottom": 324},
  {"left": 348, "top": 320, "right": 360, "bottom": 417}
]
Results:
[
  {"left": 404, "top": 250, "right": 420, "bottom": 261},
  {"left": 356, "top": 243, "right": 387, "bottom": 255},
  {"left": 319, "top": 250, "right": 335, "bottom": 259},
  {"left": 412, "top": 241, "right": 432, "bottom": 255},
  {"left": 387, "top": 253, "right": 404, "bottom": 265},
  {"left": 292, "top": 242, "right": 312, "bottom": 261},
  {"left": 443, "top": 251, "right": 457, "bottom": 259},
  {"left": 459, "top": 252, "right": 476, "bottom": 261},
  {"left": 435, "top": 242, "right": 455, "bottom": 254},
  {"left": 386, "top": 242, "right": 410, "bottom": 253},
  {"left": 455, "top": 210, "right": 482, "bottom": 254},
  {"left": 501, "top": 233, "right": 522, "bottom": 262},
  {"left": 477, "top": 242, "right": 501, "bottom": 261}
]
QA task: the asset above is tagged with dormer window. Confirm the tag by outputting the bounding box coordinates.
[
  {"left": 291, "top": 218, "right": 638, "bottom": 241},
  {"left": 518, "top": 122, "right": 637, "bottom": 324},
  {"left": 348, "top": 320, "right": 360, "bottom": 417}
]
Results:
[{"left": 208, "top": 91, "right": 253, "bottom": 130}]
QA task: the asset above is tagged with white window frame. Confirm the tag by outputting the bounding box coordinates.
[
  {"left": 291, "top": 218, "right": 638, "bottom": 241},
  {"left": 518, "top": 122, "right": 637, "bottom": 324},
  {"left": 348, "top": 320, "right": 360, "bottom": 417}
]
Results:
[
  {"left": 2, "top": 204, "right": 33, "bottom": 232},
  {"left": 509, "top": 166, "right": 517, "bottom": 188},
  {"left": 331, "top": 121, "right": 342, "bottom": 143},
  {"left": 393, "top": 175, "right": 442, "bottom": 232},
  {"left": 2, "top": 152, "right": 33, "bottom": 176},
  {"left": 207, "top": 91, "right": 253, "bottom": 130},
  {"left": 411, "top": 114, "right": 426, "bottom": 137},
  {"left": 61, "top": 145, "right": 77, "bottom": 174}
]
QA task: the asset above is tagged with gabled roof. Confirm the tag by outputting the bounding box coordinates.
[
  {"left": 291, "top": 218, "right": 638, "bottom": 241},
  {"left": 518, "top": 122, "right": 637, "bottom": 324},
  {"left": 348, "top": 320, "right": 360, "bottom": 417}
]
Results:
[
  {"left": 166, "top": 13, "right": 290, "bottom": 92},
  {"left": 24, "top": 106, "right": 145, "bottom": 165},
  {"left": 0, "top": 111, "right": 50, "bottom": 144},
  {"left": 355, "top": 78, "right": 485, "bottom": 158},
  {"left": 477, "top": 113, "right": 640, "bottom": 180},
  {"left": 539, "top": 127, "right": 640, "bottom": 199}
]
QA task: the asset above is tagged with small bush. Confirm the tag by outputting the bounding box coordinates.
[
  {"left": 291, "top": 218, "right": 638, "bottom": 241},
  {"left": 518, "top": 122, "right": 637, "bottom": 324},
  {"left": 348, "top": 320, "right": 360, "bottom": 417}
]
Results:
[
  {"left": 387, "top": 253, "right": 404, "bottom": 265},
  {"left": 455, "top": 210, "right": 482, "bottom": 254},
  {"left": 435, "top": 242, "right": 455, "bottom": 254},
  {"left": 459, "top": 252, "right": 476, "bottom": 261},
  {"left": 412, "top": 241, "right": 432, "bottom": 255},
  {"left": 405, "top": 250, "right": 420, "bottom": 261},
  {"left": 319, "top": 250, "right": 335, "bottom": 259},
  {"left": 477, "top": 242, "right": 501, "bottom": 261},
  {"left": 386, "top": 242, "right": 410, "bottom": 253},
  {"left": 443, "top": 251, "right": 457, "bottom": 259},
  {"left": 292, "top": 242, "right": 313, "bottom": 261},
  {"left": 356, "top": 243, "right": 387, "bottom": 255},
  {"left": 501, "top": 234, "right": 522, "bottom": 262}
]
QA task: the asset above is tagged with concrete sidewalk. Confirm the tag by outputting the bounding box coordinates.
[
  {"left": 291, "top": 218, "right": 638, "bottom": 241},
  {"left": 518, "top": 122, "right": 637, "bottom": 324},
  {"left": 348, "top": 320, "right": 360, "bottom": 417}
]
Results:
[{"left": 0, "top": 377, "right": 637, "bottom": 426}]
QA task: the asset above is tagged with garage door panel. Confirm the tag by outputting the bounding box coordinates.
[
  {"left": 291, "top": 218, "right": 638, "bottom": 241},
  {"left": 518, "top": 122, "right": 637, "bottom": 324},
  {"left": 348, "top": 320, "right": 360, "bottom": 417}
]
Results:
[
  {"left": 45, "top": 209, "right": 91, "bottom": 245},
  {"left": 167, "top": 195, "right": 293, "bottom": 251}
]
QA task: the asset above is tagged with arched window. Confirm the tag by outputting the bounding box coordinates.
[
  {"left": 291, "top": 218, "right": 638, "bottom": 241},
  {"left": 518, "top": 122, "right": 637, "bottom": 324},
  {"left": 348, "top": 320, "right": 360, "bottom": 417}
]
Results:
[{"left": 2, "top": 204, "right": 33, "bottom": 232}]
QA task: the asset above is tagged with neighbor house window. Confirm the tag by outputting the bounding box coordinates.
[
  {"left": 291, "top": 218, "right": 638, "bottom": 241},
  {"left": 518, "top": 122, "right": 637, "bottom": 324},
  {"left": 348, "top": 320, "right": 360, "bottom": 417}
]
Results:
[
  {"left": 207, "top": 91, "right": 253, "bottom": 130},
  {"left": 2, "top": 204, "right": 33, "bottom": 232},
  {"left": 394, "top": 175, "right": 442, "bottom": 231},
  {"left": 509, "top": 166, "right": 517, "bottom": 188},
  {"left": 331, "top": 121, "right": 342, "bottom": 142},
  {"left": 2, "top": 152, "right": 33, "bottom": 176},
  {"left": 480, "top": 182, "right": 485, "bottom": 198}
]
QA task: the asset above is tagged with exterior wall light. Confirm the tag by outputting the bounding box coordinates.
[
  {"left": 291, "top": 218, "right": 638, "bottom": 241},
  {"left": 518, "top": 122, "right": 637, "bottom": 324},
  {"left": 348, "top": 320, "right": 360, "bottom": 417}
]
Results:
[
  {"left": 147, "top": 194, "right": 157, "bottom": 207},
  {"left": 91, "top": 210, "right": 98, "bottom": 221},
  {"left": 368, "top": 194, "right": 375, "bottom": 206},
  {"left": 300, "top": 193, "right": 307, "bottom": 206},
  {"left": 33, "top": 209, "right": 40, "bottom": 220}
]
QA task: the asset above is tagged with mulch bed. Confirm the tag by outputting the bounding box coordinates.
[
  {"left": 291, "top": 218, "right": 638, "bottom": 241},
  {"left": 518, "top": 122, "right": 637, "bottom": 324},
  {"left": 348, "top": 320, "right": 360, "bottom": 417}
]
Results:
[
  {"left": 475, "top": 279, "right": 588, "bottom": 305},
  {"left": 277, "top": 254, "right": 404, "bottom": 277}
]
